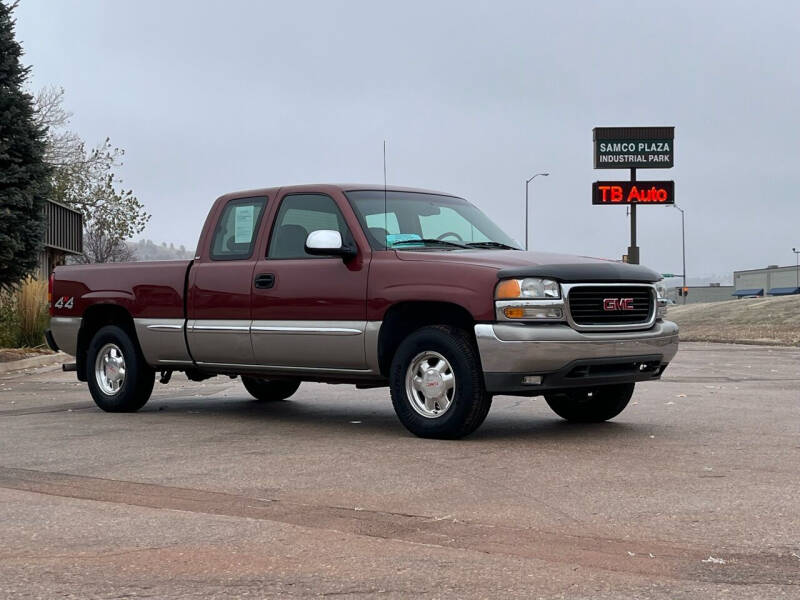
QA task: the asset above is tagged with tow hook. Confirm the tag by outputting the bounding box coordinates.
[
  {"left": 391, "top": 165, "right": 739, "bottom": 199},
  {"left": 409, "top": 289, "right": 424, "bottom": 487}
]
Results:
[{"left": 159, "top": 370, "right": 173, "bottom": 385}]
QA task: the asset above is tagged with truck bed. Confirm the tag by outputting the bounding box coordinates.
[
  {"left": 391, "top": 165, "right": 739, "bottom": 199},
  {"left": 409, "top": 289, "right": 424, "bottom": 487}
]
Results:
[{"left": 53, "top": 260, "right": 192, "bottom": 319}]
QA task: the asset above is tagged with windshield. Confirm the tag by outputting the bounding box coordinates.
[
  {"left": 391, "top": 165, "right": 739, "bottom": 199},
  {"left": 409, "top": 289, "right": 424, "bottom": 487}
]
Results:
[{"left": 345, "top": 190, "right": 521, "bottom": 250}]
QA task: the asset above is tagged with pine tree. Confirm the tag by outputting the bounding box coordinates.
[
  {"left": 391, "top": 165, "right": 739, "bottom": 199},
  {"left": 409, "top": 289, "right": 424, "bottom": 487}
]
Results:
[{"left": 0, "top": 1, "right": 50, "bottom": 288}]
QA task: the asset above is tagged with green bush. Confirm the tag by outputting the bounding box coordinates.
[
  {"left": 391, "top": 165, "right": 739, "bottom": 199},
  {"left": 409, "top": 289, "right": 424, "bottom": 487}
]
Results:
[{"left": 0, "top": 290, "right": 19, "bottom": 347}]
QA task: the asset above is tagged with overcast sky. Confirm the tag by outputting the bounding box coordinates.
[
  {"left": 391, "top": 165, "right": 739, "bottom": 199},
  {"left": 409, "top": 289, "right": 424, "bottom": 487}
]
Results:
[{"left": 14, "top": 0, "right": 800, "bottom": 281}]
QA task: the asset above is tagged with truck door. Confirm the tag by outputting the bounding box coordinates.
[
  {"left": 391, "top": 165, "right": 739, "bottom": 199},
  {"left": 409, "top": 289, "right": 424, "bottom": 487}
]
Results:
[
  {"left": 250, "top": 191, "right": 370, "bottom": 370},
  {"left": 186, "top": 195, "right": 268, "bottom": 366}
]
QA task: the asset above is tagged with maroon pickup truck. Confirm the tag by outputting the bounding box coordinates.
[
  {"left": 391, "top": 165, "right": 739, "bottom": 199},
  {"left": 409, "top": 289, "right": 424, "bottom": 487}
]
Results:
[{"left": 47, "top": 184, "right": 678, "bottom": 438}]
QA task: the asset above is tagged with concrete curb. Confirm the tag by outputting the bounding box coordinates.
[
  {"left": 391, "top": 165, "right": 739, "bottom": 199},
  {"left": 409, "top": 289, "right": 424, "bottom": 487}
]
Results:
[{"left": 0, "top": 352, "right": 68, "bottom": 375}]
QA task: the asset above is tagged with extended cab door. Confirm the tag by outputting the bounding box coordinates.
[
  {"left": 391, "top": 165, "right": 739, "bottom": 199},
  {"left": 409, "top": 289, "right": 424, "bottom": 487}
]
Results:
[
  {"left": 250, "top": 190, "right": 370, "bottom": 370},
  {"left": 186, "top": 195, "right": 269, "bottom": 366}
]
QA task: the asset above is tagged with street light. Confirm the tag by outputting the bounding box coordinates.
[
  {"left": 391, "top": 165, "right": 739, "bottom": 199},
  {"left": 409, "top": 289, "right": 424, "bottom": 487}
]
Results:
[
  {"left": 673, "top": 204, "right": 686, "bottom": 304},
  {"left": 793, "top": 247, "right": 799, "bottom": 289},
  {"left": 524, "top": 172, "right": 549, "bottom": 250}
]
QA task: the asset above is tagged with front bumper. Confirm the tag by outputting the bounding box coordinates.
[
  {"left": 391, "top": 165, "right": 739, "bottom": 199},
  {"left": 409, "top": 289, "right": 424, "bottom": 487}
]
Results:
[{"left": 475, "top": 320, "right": 679, "bottom": 395}]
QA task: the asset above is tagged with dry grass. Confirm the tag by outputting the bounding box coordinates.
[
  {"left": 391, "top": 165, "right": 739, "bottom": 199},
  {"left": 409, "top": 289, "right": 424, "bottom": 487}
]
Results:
[
  {"left": 669, "top": 294, "right": 800, "bottom": 346},
  {"left": 17, "top": 277, "right": 48, "bottom": 346},
  {"left": 0, "top": 277, "right": 50, "bottom": 349}
]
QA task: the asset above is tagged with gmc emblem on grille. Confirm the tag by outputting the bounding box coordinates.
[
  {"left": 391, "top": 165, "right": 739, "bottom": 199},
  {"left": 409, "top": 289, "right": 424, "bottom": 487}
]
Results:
[{"left": 603, "top": 298, "right": 634, "bottom": 311}]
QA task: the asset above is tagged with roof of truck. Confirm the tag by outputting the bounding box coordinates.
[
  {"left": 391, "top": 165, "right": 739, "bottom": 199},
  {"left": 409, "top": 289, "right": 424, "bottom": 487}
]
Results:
[{"left": 217, "top": 183, "right": 462, "bottom": 202}]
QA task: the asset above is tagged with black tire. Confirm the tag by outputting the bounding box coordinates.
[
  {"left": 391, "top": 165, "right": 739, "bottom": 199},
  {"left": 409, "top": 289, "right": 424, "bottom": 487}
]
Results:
[
  {"left": 390, "top": 325, "right": 492, "bottom": 439},
  {"left": 545, "top": 383, "right": 635, "bottom": 423},
  {"left": 86, "top": 324, "right": 155, "bottom": 413},
  {"left": 241, "top": 377, "right": 300, "bottom": 402}
]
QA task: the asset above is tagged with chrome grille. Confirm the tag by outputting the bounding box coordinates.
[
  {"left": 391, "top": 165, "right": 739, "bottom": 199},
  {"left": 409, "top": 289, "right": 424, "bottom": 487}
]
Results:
[{"left": 567, "top": 285, "right": 654, "bottom": 327}]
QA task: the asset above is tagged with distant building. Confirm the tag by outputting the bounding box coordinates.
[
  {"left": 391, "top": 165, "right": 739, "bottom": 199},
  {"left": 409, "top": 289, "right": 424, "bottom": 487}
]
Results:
[
  {"left": 38, "top": 199, "right": 82, "bottom": 278},
  {"left": 733, "top": 265, "right": 800, "bottom": 298},
  {"left": 667, "top": 283, "right": 735, "bottom": 304}
]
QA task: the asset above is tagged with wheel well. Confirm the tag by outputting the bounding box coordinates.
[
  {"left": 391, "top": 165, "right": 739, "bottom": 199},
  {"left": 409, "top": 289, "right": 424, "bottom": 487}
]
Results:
[
  {"left": 377, "top": 301, "right": 475, "bottom": 376},
  {"left": 75, "top": 304, "right": 137, "bottom": 381}
]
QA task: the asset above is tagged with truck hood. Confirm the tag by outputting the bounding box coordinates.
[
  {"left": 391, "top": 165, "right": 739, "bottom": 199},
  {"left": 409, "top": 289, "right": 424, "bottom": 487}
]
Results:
[{"left": 394, "top": 249, "right": 662, "bottom": 283}]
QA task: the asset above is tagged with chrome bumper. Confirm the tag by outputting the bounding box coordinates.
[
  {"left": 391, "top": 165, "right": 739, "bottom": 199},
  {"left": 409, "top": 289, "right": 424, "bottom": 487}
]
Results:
[{"left": 475, "top": 320, "right": 679, "bottom": 393}]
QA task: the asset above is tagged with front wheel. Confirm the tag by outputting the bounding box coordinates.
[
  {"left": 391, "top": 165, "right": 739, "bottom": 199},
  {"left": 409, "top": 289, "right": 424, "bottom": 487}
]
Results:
[
  {"left": 241, "top": 377, "right": 300, "bottom": 402},
  {"left": 390, "top": 325, "right": 492, "bottom": 439},
  {"left": 86, "top": 325, "right": 155, "bottom": 412},
  {"left": 545, "top": 383, "right": 635, "bottom": 423}
]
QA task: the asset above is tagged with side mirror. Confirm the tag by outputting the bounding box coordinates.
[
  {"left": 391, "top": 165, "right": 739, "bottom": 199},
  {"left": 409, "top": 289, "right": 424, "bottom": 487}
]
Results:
[{"left": 305, "top": 230, "right": 357, "bottom": 259}]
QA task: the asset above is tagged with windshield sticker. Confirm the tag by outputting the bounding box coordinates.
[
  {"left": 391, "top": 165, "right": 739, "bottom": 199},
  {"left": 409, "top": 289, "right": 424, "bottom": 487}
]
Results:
[
  {"left": 234, "top": 205, "right": 255, "bottom": 243},
  {"left": 386, "top": 233, "right": 422, "bottom": 247}
]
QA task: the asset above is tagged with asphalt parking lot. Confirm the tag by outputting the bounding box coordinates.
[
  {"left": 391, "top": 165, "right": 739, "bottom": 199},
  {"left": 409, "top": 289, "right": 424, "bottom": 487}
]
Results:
[{"left": 0, "top": 342, "right": 798, "bottom": 599}]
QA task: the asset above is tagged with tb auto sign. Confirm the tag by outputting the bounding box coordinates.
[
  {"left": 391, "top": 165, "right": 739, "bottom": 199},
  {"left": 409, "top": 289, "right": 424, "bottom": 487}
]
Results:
[
  {"left": 593, "top": 126, "right": 674, "bottom": 169},
  {"left": 592, "top": 181, "right": 674, "bottom": 205}
]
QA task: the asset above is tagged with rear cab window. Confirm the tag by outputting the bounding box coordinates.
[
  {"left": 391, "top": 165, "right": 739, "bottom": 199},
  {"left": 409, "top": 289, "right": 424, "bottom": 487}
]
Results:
[{"left": 210, "top": 196, "right": 267, "bottom": 260}]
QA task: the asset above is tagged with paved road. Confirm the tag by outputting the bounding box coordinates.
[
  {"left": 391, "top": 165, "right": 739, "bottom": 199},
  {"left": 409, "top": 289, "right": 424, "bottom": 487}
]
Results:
[{"left": 0, "top": 342, "right": 798, "bottom": 599}]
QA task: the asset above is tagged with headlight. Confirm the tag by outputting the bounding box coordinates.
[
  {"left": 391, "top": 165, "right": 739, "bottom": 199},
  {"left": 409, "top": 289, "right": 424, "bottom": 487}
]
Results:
[
  {"left": 655, "top": 280, "right": 668, "bottom": 319},
  {"left": 496, "top": 278, "right": 560, "bottom": 299},
  {"left": 495, "top": 278, "right": 564, "bottom": 322}
]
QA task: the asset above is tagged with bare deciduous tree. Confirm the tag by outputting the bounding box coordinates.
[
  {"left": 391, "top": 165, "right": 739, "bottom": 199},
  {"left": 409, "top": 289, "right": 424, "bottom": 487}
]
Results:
[
  {"left": 33, "top": 86, "right": 150, "bottom": 263},
  {"left": 76, "top": 228, "right": 135, "bottom": 264}
]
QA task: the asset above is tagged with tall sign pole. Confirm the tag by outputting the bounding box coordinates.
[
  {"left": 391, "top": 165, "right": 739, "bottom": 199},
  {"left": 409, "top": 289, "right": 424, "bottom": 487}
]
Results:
[
  {"left": 629, "top": 168, "right": 638, "bottom": 264},
  {"left": 593, "top": 127, "right": 675, "bottom": 265}
]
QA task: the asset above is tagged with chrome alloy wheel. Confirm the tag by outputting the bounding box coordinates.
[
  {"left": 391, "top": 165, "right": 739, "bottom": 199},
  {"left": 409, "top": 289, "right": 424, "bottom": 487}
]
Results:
[
  {"left": 405, "top": 351, "right": 456, "bottom": 418},
  {"left": 94, "top": 343, "right": 126, "bottom": 395}
]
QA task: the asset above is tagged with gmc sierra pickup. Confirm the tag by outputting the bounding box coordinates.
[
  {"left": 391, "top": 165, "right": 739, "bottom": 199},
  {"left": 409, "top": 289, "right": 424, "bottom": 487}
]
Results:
[{"left": 47, "top": 184, "right": 678, "bottom": 438}]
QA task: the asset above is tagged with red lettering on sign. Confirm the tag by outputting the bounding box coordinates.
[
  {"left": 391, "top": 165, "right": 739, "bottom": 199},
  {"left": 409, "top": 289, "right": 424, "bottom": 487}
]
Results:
[
  {"left": 598, "top": 185, "right": 624, "bottom": 203},
  {"left": 626, "top": 185, "right": 670, "bottom": 203}
]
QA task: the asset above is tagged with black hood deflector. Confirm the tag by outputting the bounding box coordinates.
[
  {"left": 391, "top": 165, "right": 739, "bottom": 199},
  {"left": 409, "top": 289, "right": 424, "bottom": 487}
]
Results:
[{"left": 497, "top": 262, "right": 661, "bottom": 283}]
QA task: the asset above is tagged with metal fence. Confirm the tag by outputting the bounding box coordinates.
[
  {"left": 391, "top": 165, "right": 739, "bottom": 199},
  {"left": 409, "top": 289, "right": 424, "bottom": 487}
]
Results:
[{"left": 43, "top": 199, "right": 82, "bottom": 254}]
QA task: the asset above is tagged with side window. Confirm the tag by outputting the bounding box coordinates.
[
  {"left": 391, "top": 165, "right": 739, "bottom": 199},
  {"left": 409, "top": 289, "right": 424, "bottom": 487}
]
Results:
[
  {"left": 210, "top": 196, "right": 267, "bottom": 260},
  {"left": 268, "top": 194, "right": 350, "bottom": 259}
]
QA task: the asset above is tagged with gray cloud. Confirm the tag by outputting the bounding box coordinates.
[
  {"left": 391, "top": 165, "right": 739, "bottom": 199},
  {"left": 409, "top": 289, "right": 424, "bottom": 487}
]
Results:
[{"left": 15, "top": 0, "right": 800, "bottom": 279}]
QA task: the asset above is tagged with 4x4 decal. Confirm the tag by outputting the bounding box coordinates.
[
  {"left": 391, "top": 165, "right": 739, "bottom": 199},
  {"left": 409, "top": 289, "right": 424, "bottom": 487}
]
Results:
[{"left": 54, "top": 296, "right": 74, "bottom": 310}]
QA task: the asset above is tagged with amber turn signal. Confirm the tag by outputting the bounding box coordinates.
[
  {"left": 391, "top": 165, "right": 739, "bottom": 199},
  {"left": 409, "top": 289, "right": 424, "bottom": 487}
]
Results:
[
  {"left": 503, "top": 306, "right": 525, "bottom": 319},
  {"left": 496, "top": 279, "right": 521, "bottom": 299}
]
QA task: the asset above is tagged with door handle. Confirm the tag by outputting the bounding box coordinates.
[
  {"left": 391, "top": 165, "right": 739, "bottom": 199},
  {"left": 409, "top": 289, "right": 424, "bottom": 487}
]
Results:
[{"left": 254, "top": 273, "right": 275, "bottom": 289}]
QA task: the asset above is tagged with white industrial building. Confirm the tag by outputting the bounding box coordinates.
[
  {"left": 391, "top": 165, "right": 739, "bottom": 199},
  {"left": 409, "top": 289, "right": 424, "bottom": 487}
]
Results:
[
  {"left": 733, "top": 265, "right": 800, "bottom": 298},
  {"left": 663, "top": 264, "right": 800, "bottom": 304},
  {"left": 666, "top": 283, "right": 734, "bottom": 304}
]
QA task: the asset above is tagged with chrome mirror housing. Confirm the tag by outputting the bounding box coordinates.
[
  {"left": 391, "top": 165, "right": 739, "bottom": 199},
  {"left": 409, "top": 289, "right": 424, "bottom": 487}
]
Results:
[{"left": 305, "top": 230, "right": 356, "bottom": 259}]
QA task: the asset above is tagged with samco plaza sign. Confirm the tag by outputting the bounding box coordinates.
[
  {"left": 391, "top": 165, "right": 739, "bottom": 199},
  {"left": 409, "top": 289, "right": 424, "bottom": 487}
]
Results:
[{"left": 593, "top": 126, "right": 674, "bottom": 169}]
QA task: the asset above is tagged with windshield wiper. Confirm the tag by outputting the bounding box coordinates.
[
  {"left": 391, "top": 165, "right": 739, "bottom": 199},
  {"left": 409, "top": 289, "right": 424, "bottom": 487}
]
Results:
[
  {"left": 465, "top": 241, "right": 519, "bottom": 250},
  {"left": 391, "top": 238, "right": 469, "bottom": 249}
]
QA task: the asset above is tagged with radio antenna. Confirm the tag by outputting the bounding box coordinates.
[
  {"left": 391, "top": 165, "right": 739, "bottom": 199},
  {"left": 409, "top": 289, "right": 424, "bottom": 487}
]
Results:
[{"left": 383, "top": 140, "right": 388, "bottom": 249}]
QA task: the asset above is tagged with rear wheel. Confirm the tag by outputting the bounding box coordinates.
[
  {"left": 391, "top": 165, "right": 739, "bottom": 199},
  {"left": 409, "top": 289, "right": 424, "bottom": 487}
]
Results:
[
  {"left": 86, "top": 325, "right": 155, "bottom": 412},
  {"left": 545, "top": 383, "right": 635, "bottom": 423},
  {"left": 390, "top": 325, "right": 492, "bottom": 439},
  {"left": 241, "top": 377, "right": 300, "bottom": 402}
]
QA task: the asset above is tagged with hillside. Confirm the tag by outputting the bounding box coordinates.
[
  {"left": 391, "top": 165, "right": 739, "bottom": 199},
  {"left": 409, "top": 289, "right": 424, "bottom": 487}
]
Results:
[
  {"left": 127, "top": 239, "right": 195, "bottom": 261},
  {"left": 668, "top": 295, "right": 800, "bottom": 346}
]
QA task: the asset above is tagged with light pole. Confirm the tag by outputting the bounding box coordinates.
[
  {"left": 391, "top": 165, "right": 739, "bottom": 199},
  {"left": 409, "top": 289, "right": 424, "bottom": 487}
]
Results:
[
  {"left": 793, "top": 248, "right": 799, "bottom": 289},
  {"left": 524, "top": 172, "right": 549, "bottom": 250},
  {"left": 673, "top": 204, "right": 686, "bottom": 304}
]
